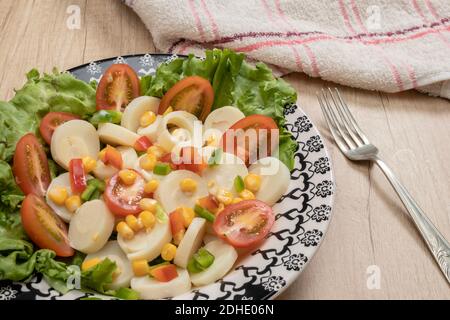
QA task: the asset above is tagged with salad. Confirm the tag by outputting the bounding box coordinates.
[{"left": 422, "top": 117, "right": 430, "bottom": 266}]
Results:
[{"left": 0, "top": 49, "right": 297, "bottom": 299}]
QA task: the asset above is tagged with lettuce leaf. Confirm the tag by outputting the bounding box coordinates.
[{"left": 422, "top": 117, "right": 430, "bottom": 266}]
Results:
[{"left": 142, "top": 49, "right": 297, "bottom": 169}]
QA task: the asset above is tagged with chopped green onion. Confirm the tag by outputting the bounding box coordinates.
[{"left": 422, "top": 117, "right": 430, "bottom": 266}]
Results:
[
  {"left": 89, "top": 189, "right": 101, "bottom": 200},
  {"left": 81, "top": 184, "right": 96, "bottom": 202},
  {"left": 194, "top": 248, "right": 215, "bottom": 268},
  {"left": 234, "top": 175, "right": 245, "bottom": 193},
  {"left": 87, "top": 178, "right": 106, "bottom": 192},
  {"left": 114, "top": 287, "right": 140, "bottom": 300},
  {"left": 194, "top": 204, "right": 215, "bottom": 222},
  {"left": 207, "top": 148, "right": 223, "bottom": 167},
  {"left": 155, "top": 205, "right": 168, "bottom": 223},
  {"left": 153, "top": 163, "right": 171, "bottom": 176},
  {"left": 187, "top": 258, "right": 203, "bottom": 274},
  {"left": 187, "top": 247, "right": 215, "bottom": 273},
  {"left": 89, "top": 110, "right": 122, "bottom": 126}
]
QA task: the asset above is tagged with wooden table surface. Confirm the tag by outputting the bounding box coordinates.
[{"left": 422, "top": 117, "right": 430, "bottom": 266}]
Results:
[{"left": 1, "top": 0, "right": 449, "bottom": 300}]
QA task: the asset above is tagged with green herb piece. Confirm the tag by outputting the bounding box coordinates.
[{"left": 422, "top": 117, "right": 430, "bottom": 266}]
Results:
[
  {"left": 194, "top": 204, "right": 215, "bottom": 222},
  {"left": 153, "top": 163, "right": 171, "bottom": 176},
  {"left": 234, "top": 175, "right": 245, "bottom": 193}
]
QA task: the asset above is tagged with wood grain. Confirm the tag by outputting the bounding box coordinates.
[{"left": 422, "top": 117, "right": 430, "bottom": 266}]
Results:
[{"left": 0, "top": 0, "right": 449, "bottom": 299}]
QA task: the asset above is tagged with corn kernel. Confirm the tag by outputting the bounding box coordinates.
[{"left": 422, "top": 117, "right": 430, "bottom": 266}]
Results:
[
  {"left": 244, "top": 173, "right": 261, "bottom": 193},
  {"left": 65, "top": 195, "right": 81, "bottom": 213},
  {"left": 48, "top": 186, "right": 68, "bottom": 206},
  {"left": 116, "top": 221, "right": 134, "bottom": 240},
  {"left": 240, "top": 189, "right": 255, "bottom": 200},
  {"left": 81, "top": 258, "right": 102, "bottom": 271},
  {"left": 140, "top": 111, "right": 157, "bottom": 127},
  {"left": 144, "top": 179, "right": 159, "bottom": 194},
  {"left": 179, "top": 207, "right": 195, "bottom": 228},
  {"left": 139, "top": 210, "right": 156, "bottom": 229},
  {"left": 139, "top": 154, "right": 157, "bottom": 171},
  {"left": 180, "top": 178, "right": 197, "bottom": 193},
  {"left": 161, "top": 243, "right": 177, "bottom": 261},
  {"left": 232, "top": 197, "right": 243, "bottom": 204},
  {"left": 132, "top": 259, "right": 149, "bottom": 277},
  {"left": 147, "top": 145, "right": 165, "bottom": 159},
  {"left": 119, "top": 169, "right": 137, "bottom": 185},
  {"left": 126, "top": 215, "right": 143, "bottom": 232},
  {"left": 82, "top": 156, "right": 97, "bottom": 174},
  {"left": 216, "top": 188, "right": 233, "bottom": 205},
  {"left": 163, "top": 106, "right": 173, "bottom": 116},
  {"left": 139, "top": 198, "right": 157, "bottom": 213}
]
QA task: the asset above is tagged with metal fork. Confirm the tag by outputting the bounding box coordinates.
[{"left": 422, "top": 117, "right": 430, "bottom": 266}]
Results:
[{"left": 318, "top": 88, "right": 450, "bottom": 284}]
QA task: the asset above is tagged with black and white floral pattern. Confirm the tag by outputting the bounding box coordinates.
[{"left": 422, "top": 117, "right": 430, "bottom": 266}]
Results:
[
  {"left": 282, "top": 253, "right": 308, "bottom": 271},
  {"left": 3, "top": 54, "right": 334, "bottom": 300},
  {"left": 310, "top": 205, "right": 332, "bottom": 222},
  {"left": 0, "top": 285, "right": 17, "bottom": 300},
  {"left": 294, "top": 116, "right": 312, "bottom": 132},
  {"left": 313, "top": 157, "right": 330, "bottom": 174},
  {"left": 300, "top": 229, "right": 324, "bottom": 247}
]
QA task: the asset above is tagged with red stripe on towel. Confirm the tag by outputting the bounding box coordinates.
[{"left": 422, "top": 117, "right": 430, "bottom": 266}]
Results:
[
  {"left": 168, "top": 16, "right": 450, "bottom": 53},
  {"left": 273, "top": 0, "right": 319, "bottom": 76},
  {"left": 340, "top": 0, "right": 404, "bottom": 91},
  {"left": 188, "top": 0, "right": 206, "bottom": 42},
  {"left": 413, "top": 0, "right": 450, "bottom": 49},
  {"left": 260, "top": 0, "right": 305, "bottom": 73},
  {"left": 199, "top": 0, "right": 220, "bottom": 40}
]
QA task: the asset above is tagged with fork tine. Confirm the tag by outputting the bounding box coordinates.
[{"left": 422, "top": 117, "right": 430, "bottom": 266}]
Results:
[
  {"left": 317, "top": 94, "right": 350, "bottom": 152},
  {"left": 334, "top": 88, "right": 370, "bottom": 144},
  {"left": 327, "top": 88, "right": 364, "bottom": 147},
  {"left": 321, "top": 89, "right": 357, "bottom": 149}
]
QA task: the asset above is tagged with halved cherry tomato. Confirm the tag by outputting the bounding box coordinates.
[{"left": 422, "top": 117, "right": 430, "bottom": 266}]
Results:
[
  {"left": 21, "top": 194, "right": 74, "bottom": 257},
  {"left": 197, "top": 195, "right": 219, "bottom": 214},
  {"left": 213, "top": 199, "right": 274, "bottom": 248},
  {"left": 69, "top": 159, "right": 87, "bottom": 194},
  {"left": 134, "top": 136, "right": 152, "bottom": 152},
  {"left": 158, "top": 76, "right": 214, "bottom": 121},
  {"left": 39, "top": 112, "right": 80, "bottom": 145},
  {"left": 13, "top": 133, "right": 51, "bottom": 197},
  {"left": 169, "top": 209, "right": 186, "bottom": 241},
  {"left": 104, "top": 146, "right": 123, "bottom": 169},
  {"left": 104, "top": 170, "right": 146, "bottom": 216},
  {"left": 96, "top": 64, "right": 140, "bottom": 111},
  {"left": 221, "top": 115, "right": 279, "bottom": 165},
  {"left": 176, "top": 146, "right": 207, "bottom": 174},
  {"left": 149, "top": 264, "right": 178, "bottom": 282}
]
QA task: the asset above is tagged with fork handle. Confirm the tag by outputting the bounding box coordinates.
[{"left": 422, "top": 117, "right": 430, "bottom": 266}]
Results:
[{"left": 374, "top": 157, "right": 450, "bottom": 283}]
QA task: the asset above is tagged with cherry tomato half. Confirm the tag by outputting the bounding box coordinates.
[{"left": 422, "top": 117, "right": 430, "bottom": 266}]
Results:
[
  {"left": 221, "top": 114, "right": 279, "bottom": 165},
  {"left": 104, "top": 170, "right": 146, "bottom": 216},
  {"left": 13, "top": 133, "right": 51, "bottom": 197},
  {"left": 213, "top": 199, "right": 274, "bottom": 248},
  {"left": 69, "top": 159, "right": 87, "bottom": 194},
  {"left": 39, "top": 112, "right": 80, "bottom": 145},
  {"left": 21, "top": 194, "right": 74, "bottom": 257},
  {"left": 96, "top": 64, "right": 140, "bottom": 111},
  {"left": 158, "top": 76, "right": 214, "bottom": 121}
]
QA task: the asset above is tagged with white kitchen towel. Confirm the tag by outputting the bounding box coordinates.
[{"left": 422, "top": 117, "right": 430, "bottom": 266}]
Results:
[{"left": 124, "top": 0, "right": 450, "bottom": 99}]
